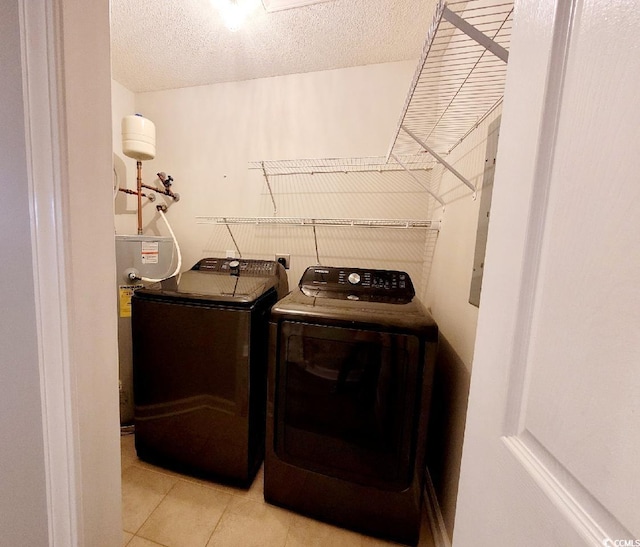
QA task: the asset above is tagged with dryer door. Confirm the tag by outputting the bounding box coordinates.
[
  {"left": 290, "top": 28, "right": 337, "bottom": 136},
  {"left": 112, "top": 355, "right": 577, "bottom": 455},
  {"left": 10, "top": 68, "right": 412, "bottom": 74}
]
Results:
[{"left": 275, "top": 321, "right": 423, "bottom": 491}]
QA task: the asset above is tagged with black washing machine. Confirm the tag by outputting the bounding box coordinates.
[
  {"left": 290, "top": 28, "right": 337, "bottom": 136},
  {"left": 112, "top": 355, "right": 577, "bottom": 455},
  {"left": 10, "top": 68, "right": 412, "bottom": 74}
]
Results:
[
  {"left": 264, "top": 266, "right": 438, "bottom": 546},
  {"left": 132, "top": 257, "right": 288, "bottom": 485}
]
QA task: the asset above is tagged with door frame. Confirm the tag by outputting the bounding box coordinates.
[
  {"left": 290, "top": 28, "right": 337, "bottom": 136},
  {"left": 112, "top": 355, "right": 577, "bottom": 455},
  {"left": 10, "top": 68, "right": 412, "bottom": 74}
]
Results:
[
  {"left": 20, "top": 0, "right": 120, "bottom": 544},
  {"left": 21, "top": 1, "right": 78, "bottom": 543}
]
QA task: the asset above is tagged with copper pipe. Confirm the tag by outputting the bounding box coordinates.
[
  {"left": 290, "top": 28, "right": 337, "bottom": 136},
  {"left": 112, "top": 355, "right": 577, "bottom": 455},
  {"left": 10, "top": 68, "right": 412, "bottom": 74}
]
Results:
[
  {"left": 136, "top": 161, "right": 143, "bottom": 234},
  {"left": 140, "top": 183, "right": 179, "bottom": 200},
  {"left": 118, "top": 187, "right": 151, "bottom": 199}
]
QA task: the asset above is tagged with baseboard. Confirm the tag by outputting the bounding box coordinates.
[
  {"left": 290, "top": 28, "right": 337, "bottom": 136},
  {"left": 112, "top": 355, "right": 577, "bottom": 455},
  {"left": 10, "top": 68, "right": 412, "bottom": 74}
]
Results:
[{"left": 424, "top": 471, "right": 452, "bottom": 547}]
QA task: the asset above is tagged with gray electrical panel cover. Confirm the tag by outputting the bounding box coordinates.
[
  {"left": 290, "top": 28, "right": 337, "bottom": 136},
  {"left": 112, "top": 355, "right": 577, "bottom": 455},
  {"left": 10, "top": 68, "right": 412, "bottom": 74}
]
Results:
[{"left": 469, "top": 117, "right": 500, "bottom": 307}]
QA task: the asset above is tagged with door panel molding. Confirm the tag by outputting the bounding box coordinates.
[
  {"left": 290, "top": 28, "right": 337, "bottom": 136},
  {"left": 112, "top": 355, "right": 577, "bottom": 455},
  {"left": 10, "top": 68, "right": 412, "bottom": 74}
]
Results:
[
  {"left": 503, "top": 0, "right": 578, "bottom": 436},
  {"left": 504, "top": 433, "right": 633, "bottom": 545}
]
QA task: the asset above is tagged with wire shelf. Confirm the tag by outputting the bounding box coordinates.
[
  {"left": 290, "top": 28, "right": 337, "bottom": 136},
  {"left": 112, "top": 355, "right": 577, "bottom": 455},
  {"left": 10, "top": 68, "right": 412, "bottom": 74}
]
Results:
[
  {"left": 248, "top": 155, "right": 434, "bottom": 176},
  {"left": 195, "top": 216, "right": 440, "bottom": 230},
  {"left": 246, "top": 0, "right": 513, "bottom": 206},
  {"left": 388, "top": 0, "right": 513, "bottom": 159}
]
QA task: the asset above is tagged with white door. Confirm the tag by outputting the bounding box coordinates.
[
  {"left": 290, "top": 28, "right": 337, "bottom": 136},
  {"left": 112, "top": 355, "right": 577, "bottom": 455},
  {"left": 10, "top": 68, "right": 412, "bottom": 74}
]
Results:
[{"left": 453, "top": 0, "right": 640, "bottom": 545}]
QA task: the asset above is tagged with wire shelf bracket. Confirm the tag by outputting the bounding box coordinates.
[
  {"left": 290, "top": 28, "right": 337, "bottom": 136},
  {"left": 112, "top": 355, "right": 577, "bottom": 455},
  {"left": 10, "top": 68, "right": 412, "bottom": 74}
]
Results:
[
  {"left": 442, "top": 6, "right": 509, "bottom": 63},
  {"left": 261, "top": 161, "right": 278, "bottom": 215},
  {"left": 390, "top": 152, "right": 446, "bottom": 207},
  {"left": 225, "top": 223, "right": 243, "bottom": 258},
  {"left": 401, "top": 125, "right": 475, "bottom": 194}
]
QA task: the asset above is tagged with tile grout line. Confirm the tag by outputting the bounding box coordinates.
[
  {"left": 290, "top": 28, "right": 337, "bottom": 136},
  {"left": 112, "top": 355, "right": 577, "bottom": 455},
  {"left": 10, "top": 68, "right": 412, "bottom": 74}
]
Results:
[
  {"left": 202, "top": 495, "right": 232, "bottom": 547},
  {"left": 129, "top": 478, "right": 181, "bottom": 541},
  {"left": 121, "top": 438, "right": 237, "bottom": 546},
  {"left": 133, "top": 534, "right": 171, "bottom": 547}
]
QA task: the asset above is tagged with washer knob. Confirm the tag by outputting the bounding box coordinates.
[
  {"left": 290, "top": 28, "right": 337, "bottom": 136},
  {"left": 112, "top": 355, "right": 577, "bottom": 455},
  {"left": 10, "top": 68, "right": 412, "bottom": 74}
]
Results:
[{"left": 348, "top": 272, "right": 361, "bottom": 285}]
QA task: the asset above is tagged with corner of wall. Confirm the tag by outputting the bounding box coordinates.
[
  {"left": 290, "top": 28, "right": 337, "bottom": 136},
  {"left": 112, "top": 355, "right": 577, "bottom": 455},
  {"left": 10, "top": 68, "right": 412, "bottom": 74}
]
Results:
[
  {"left": 419, "top": 106, "right": 503, "bottom": 537},
  {"left": 426, "top": 334, "right": 472, "bottom": 537}
]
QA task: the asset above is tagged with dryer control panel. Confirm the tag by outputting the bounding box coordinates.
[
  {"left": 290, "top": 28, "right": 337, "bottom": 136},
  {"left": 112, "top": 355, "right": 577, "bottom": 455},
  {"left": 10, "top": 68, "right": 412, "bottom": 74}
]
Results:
[
  {"left": 192, "top": 257, "right": 279, "bottom": 276},
  {"left": 299, "top": 266, "right": 415, "bottom": 303}
]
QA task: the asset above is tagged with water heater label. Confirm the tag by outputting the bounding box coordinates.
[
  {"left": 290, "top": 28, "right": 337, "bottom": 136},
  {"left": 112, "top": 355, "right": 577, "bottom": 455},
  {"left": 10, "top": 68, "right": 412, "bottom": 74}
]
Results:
[
  {"left": 141, "top": 241, "right": 159, "bottom": 264},
  {"left": 119, "top": 284, "right": 143, "bottom": 318}
]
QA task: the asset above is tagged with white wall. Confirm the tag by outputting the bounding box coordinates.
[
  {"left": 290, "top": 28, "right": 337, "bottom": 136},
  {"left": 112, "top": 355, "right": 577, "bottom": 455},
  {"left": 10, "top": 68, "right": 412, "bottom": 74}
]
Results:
[
  {"left": 421, "top": 106, "right": 503, "bottom": 536},
  {"left": 112, "top": 79, "right": 135, "bottom": 151},
  {"left": 112, "top": 79, "right": 136, "bottom": 212},
  {"left": 113, "top": 61, "right": 439, "bottom": 288},
  {"left": 423, "top": 107, "right": 502, "bottom": 363},
  {"left": 0, "top": 2, "right": 49, "bottom": 544}
]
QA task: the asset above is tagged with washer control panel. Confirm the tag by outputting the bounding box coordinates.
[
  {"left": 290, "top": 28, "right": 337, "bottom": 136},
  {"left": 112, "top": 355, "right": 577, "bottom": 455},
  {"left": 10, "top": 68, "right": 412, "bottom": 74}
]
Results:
[
  {"left": 299, "top": 266, "right": 415, "bottom": 303},
  {"left": 192, "top": 257, "right": 279, "bottom": 276}
]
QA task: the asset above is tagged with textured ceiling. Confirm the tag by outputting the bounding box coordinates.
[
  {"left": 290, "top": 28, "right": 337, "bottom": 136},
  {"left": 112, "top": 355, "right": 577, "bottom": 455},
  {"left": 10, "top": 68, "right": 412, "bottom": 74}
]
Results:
[{"left": 110, "top": 0, "right": 437, "bottom": 93}]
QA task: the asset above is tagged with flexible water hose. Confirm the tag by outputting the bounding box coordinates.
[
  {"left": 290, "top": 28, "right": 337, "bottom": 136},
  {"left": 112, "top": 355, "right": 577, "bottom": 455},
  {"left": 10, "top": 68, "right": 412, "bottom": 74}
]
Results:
[
  {"left": 138, "top": 209, "right": 182, "bottom": 283},
  {"left": 113, "top": 167, "right": 120, "bottom": 201}
]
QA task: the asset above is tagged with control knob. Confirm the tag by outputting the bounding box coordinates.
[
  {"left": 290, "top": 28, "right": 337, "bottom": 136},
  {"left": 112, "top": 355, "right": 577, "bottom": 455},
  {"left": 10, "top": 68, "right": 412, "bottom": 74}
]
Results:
[
  {"left": 348, "top": 272, "right": 361, "bottom": 285},
  {"left": 229, "top": 260, "right": 240, "bottom": 276}
]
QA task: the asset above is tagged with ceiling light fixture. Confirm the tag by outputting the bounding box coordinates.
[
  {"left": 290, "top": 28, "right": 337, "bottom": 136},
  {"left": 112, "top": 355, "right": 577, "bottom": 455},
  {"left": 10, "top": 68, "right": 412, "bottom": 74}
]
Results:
[
  {"left": 261, "top": 0, "right": 334, "bottom": 12},
  {"left": 211, "top": 0, "right": 262, "bottom": 31}
]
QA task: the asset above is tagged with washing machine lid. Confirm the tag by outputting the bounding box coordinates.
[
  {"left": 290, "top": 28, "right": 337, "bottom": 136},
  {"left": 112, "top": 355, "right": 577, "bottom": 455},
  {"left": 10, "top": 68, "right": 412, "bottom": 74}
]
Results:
[
  {"left": 135, "top": 257, "right": 286, "bottom": 304},
  {"left": 179, "top": 271, "right": 276, "bottom": 300}
]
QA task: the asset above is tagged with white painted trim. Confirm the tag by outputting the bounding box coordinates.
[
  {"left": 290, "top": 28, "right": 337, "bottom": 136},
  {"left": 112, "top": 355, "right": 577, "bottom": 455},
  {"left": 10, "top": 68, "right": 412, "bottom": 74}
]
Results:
[
  {"left": 424, "top": 472, "right": 452, "bottom": 547},
  {"left": 503, "top": 0, "right": 578, "bottom": 436},
  {"left": 20, "top": 0, "right": 79, "bottom": 545},
  {"left": 502, "top": 435, "right": 610, "bottom": 546}
]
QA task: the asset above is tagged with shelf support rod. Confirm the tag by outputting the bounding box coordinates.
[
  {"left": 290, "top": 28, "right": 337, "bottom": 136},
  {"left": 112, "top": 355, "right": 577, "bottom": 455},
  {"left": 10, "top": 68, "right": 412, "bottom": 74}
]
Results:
[
  {"left": 312, "top": 224, "right": 321, "bottom": 265},
  {"left": 442, "top": 6, "right": 509, "bottom": 63},
  {"left": 390, "top": 153, "right": 445, "bottom": 206},
  {"left": 224, "top": 220, "right": 243, "bottom": 258},
  {"left": 401, "top": 125, "right": 475, "bottom": 193},
  {"left": 261, "top": 162, "right": 277, "bottom": 215}
]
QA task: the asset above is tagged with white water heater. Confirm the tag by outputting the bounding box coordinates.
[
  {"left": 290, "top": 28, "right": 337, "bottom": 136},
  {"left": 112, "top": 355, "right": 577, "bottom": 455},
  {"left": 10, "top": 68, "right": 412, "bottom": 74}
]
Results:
[{"left": 116, "top": 234, "right": 175, "bottom": 425}]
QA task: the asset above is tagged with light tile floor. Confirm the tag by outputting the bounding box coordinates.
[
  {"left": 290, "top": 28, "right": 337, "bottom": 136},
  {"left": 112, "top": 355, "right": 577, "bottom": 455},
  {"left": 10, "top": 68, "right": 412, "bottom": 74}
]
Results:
[{"left": 121, "top": 434, "right": 435, "bottom": 547}]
